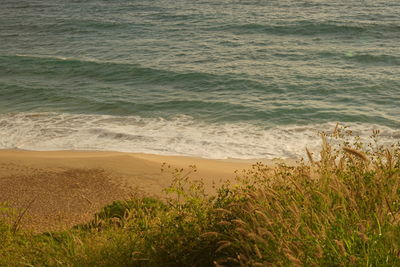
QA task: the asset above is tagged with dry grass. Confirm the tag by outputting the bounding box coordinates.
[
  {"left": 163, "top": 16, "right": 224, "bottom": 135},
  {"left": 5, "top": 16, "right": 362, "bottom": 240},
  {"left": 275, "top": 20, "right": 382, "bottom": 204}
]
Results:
[{"left": 211, "top": 128, "right": 400, "bottom": 266}]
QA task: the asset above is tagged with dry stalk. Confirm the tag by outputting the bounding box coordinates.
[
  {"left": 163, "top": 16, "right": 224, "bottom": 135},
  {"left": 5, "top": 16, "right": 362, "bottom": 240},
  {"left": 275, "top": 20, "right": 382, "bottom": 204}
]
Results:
[
  {"left": 12, "top": 197, "right": 36, "bottom": 234},
  {"left": 306, "top": 148, "right": 314, "bottom": 165},
  {"left": 216, "top": 241, "right": 232, "bottom": 252},
  {"left": 343, "top": 147, "right": 369, "bottom": 162}
]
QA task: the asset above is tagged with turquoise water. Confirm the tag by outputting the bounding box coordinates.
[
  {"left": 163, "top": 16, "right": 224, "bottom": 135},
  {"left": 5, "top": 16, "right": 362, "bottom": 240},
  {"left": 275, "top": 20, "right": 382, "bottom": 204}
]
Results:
[{"left": 0, "top": 0, "right": 399, "bottom": 158}]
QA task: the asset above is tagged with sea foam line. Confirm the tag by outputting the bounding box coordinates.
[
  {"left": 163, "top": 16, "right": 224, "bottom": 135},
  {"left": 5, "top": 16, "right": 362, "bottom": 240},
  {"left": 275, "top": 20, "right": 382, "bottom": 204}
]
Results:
[{"left": 0, "top": 112, "right": 398, "bottom": 159}]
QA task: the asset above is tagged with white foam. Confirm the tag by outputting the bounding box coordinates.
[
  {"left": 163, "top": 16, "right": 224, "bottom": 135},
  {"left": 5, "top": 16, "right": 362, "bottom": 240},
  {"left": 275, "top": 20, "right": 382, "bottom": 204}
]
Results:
[{"left": 0, "top": 112, "right": 398, "bottom": 159}]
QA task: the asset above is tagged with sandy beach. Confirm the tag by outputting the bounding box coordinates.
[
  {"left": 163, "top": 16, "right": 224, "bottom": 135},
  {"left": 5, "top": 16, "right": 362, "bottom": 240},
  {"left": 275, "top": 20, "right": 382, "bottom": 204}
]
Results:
[{"left": 0, "top": 149, "right": 278, "bottom": 232}]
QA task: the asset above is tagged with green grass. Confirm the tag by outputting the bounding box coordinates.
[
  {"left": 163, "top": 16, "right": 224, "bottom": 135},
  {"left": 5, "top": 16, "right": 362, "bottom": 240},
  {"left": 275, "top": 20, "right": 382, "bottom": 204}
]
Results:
[{"left": 1, "top": 127, "right": 400, "bottom": 266}]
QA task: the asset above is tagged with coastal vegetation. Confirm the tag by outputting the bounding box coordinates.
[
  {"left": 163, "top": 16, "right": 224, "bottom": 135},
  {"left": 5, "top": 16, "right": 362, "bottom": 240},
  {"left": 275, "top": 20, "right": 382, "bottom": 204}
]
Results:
[{"left": 1, "top": 127, "right": 399, "bottom": 266}]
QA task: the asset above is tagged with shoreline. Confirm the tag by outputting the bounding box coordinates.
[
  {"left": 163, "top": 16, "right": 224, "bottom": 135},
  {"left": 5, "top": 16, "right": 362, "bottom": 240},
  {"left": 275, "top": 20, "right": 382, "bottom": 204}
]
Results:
[{"left": 0, "top": 149, "right": 294, "bottom": 231}]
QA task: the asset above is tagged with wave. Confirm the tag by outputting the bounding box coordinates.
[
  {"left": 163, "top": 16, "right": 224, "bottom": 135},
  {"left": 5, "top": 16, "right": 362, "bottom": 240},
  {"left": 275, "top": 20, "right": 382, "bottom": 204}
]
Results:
[
  {"left": 211, "top": 21, "right": 400, "bottom": 37},
  {"left": 0, "top": 112, "right": 398, "bottom": 159},
  {"left": 0, "top": 54, "right": 257, "bottom": 88},
  {"left": 315, "top": 51, "right": 400, "bottom": 66},
  {"left": 344, "top": 53, "right": 400, "bottom": 66}
]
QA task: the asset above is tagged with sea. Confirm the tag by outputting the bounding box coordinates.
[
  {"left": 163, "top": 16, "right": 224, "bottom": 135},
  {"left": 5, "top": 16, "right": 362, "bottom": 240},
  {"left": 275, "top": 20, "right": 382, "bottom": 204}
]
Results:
[{"left": 0, "top": 0, "right": 399, "bottom": 159}]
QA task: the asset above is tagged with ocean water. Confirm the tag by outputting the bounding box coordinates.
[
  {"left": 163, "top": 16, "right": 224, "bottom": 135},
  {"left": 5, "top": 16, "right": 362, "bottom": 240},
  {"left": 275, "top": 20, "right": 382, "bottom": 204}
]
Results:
[{"left": 0, "top": 0, "right": 399, "bottom": 159}]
